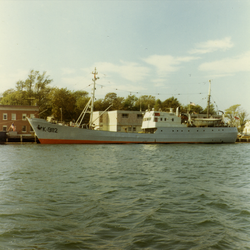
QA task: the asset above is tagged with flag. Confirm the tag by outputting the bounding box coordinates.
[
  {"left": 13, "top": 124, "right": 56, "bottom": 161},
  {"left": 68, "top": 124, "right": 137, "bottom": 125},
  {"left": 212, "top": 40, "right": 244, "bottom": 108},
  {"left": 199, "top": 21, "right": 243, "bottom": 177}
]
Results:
[
  {"left": 234, "top": 116, "right": 239, "bottom": 120},
  {"left": 11, "top": 123, "right": 16, "bottom": 131},
  {"left": 190, "top": 102, "right": 196, "bottom": 106}
]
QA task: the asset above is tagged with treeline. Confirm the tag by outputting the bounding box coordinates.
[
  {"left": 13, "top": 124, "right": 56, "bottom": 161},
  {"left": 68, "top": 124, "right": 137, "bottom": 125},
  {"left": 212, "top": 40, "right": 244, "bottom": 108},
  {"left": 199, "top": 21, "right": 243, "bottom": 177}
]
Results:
[{"left": 0, "top": 70, "right": 216, "bottom": 122}]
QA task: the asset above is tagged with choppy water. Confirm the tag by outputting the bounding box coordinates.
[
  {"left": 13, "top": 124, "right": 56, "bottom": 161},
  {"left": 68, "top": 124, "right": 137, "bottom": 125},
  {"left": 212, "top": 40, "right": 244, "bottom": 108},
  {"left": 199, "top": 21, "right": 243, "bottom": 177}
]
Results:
[{"left": 0, "top": 143, "right": 250, "bottom": 249}]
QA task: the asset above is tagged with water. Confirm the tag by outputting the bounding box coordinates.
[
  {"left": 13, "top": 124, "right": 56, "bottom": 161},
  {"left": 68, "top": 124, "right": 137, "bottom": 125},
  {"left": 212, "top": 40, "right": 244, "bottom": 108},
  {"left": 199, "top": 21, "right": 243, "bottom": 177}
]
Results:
[{"left": 0, "top": 143, "right": 250, "bottom": 249}]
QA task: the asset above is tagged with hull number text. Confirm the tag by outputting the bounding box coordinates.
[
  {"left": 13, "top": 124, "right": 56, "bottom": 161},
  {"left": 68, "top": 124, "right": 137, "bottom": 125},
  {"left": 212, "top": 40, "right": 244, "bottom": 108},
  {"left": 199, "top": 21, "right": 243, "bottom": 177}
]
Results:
[{"left": 37, "top": 125, "right": 58, "bottom": 133}]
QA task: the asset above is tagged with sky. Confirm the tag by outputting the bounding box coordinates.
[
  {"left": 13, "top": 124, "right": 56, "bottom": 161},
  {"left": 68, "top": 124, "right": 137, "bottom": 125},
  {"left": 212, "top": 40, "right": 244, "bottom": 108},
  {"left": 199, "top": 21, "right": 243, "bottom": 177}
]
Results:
[{"left": 0, "top": 0, "right": 250, "bottom": 114}]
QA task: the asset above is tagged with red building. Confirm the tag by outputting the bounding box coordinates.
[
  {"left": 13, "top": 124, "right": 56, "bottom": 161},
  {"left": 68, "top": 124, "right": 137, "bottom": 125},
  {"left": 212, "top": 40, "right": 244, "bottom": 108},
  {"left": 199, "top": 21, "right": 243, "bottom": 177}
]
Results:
[{"left": 0, "top": 105, "right": 39, "bottom": 134}]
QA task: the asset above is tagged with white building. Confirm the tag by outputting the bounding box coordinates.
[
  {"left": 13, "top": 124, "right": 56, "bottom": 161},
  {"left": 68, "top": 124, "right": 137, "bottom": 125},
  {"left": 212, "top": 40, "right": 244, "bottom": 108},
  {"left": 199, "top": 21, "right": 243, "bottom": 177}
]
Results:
[
  {"left": 243, "top": 121, "right": 250, "bottom": 135},
  {"left": 92, "top": 110, "right": 144, "bottom": 132}
]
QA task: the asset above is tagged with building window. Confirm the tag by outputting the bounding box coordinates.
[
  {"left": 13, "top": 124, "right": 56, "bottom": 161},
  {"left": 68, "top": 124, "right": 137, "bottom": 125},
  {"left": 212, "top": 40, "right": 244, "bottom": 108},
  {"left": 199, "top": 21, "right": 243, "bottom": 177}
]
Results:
[
  {"left": 22, "top": 126, "right": 27, "bottom": 132},
  {"left": 128, "top": 127, "right": 132, "bottom": 131},
  {"left": 172, "top": 118, "right": 174, "bottom": 121},
  {"left": 3, "top": 126, "right": 7, "bottom": 132},
  {"left": 30, "top": 114, "right": 35, "bottom": 118},
  {"left": 3, "top": 113, "right": 7, "bottom": 120},
  {"left": 100, "top": 115, "right": 103, "bottom": 123},
  {"left": 137, "top": 114, "right": 143, "bottom": 119},
  {"left": 133, "top": 127, "right": 136, "bottom": 132},
  {"left": 122, "top": 114, "right": 128, "bottom": 118},
  {"left": 117, "top": 126, "right": 121, "bottom": 131},
  {"left": 12, "top": 113, "right": 16, "bottom": 120},
  {"left": 154, "top": 118, "right": 158, "bottom": 122},
  {"left": 22, "top": 114, "right": 27, "bottom": 120},
  {"left": 164, "top": 118, "right": 166, "bottom": 121}
]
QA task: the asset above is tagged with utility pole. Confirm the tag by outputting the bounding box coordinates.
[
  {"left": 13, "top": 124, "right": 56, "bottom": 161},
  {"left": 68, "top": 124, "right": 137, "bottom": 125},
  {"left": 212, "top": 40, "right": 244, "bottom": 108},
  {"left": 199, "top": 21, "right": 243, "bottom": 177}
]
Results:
[{"left": 60, "top": 108, "right": 62, "bottom": 122}]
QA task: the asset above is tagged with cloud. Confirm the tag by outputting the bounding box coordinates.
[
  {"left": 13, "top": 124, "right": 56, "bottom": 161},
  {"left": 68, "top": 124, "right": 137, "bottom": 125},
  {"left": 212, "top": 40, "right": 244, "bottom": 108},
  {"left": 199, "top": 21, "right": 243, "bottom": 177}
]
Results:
[
  {"left": 189, "top": 37, "right": 234, "bottom": 54},
  {"left": 199, "top": 51, "right": 250, "bottom": 73},
  {"left": 143, "top": 55, "right": 198, "bottom": 77},
  {"left": 92, "top": 61, "right": 150, "bottom": 83}
]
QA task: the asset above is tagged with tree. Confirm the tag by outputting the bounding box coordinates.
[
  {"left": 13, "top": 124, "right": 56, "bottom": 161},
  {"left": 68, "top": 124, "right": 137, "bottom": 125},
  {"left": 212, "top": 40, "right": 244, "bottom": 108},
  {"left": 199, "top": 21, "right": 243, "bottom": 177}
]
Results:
[
  {"left": 103, "top": 92, "right": 124, "bottom": 110},
  {"left": 135, "top": 95, "right": 155, "bottom": 111},
  {"left": 1, "top": 89, "right": 23, "bottom": 105},
  {"left": 182, "top": 104, "right": 204, "bottom": 114},
  {"left": 123, "top": 95, "right": 138, "bottom": 110},
  {"left": 0, "top": 70, "right": 53, "bottom": 107},
  {"left": 225, "top": 104, "right": 249, "bottom": 131},
  {"left": 162, "top": 97, "right": 181, "bottom": 111},
  {"left": 48, "top": 88, "right": 77, "bottom": 122},
  {"left": 201, "top": 103, "right": 216, "bottom": 115},
  {"left": 73, "top": 90, "right": 89, "bottom": 111},
  {"left": 154, "top": 99, "right": 162, "bottom": 111}
]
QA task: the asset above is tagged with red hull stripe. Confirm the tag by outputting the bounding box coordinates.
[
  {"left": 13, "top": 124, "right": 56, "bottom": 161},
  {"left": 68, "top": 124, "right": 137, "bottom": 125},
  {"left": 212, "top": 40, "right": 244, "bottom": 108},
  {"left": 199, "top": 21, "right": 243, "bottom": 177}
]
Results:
[{"left": 39, "top": 139, "right": 204, "bottom": 144}]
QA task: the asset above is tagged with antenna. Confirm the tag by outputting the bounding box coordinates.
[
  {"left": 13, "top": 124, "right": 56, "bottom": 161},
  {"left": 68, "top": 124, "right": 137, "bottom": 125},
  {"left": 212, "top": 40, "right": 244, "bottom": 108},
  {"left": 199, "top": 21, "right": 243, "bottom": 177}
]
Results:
[
  {"left": 207, "top": 80, "right": 211, "bottom": 118},
  {"left": 89, "top": 68, "right": 99, "bottom": 128}
]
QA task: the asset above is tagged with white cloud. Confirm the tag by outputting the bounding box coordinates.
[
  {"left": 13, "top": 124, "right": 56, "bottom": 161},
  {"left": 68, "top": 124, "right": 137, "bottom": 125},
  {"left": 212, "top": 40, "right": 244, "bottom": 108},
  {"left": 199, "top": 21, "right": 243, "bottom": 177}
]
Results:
[
  {"left": 93, "top": 61, "right": 150, "bottom": 83},
  {"left": 189, "top": 37, "right": 234, "bottom": 54},
  {"left": 199, "top": 51, "right": 250, "bottom": 73},
  {"left": 143, "top": 55, "right": 198, "bottom": 77}
]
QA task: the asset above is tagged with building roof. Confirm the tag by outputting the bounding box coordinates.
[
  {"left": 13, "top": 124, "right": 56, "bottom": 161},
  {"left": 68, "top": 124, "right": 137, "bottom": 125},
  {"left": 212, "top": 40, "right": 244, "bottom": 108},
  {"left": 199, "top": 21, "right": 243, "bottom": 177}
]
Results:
[{"left": 0, "top": 105, "right": 39, "bottom": 111}]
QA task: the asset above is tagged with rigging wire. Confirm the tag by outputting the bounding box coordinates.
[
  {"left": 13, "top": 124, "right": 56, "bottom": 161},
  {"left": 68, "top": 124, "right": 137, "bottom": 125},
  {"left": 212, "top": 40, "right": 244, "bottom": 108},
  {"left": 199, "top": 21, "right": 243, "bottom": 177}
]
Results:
[{"left": 79, "top": 77, "right": 209, "bottom": 100}]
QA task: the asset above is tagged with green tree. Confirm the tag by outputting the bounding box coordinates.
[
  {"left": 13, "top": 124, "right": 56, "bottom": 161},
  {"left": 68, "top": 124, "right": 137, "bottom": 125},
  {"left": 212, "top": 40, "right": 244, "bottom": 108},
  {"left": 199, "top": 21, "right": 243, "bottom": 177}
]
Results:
[
  {"left": 154, "top": 99, "right": 162, "bottom": 111},
  {"left": 182, "top": 104, "right": 204, "bottom": 114},
  {"left": 123, "top": 95, "right": 138, "bottom": 110},
  {"left": 1, "top": 89, "right": 23, "bottom": 105},
  {"left": 202, "top": 104, "right": 216, "bottom": 115},
  {"left": 0, "top": 70, "right": 52, "bottom": 107},
  {"left": 103, "top": 92, "right": 124, "bottom": 110},
  {"left": 162, "top": 97, "right": 181, "bottom": 111},
  {"left": 48, "top": 88, "right": 77, "bottom": 122},
  {"left": 225, "top": 104, "right": 249, "bottom": 131},
  {"left": 135, "top": 95, "right": 155, "bottom": 111}
]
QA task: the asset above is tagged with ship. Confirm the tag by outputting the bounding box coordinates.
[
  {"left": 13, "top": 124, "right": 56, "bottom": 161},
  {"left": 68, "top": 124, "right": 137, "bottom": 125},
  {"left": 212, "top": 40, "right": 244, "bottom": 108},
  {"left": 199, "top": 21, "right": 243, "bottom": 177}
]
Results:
[{"left": 27, "top": 68, "right": 238, "bottom": 144}]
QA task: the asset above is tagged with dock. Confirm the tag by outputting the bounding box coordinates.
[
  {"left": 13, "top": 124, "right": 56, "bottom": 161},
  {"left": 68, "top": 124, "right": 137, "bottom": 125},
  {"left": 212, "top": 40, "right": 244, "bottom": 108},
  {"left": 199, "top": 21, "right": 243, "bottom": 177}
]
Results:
[
  {"left": 236, "top": 137, "right": 250, "bottom": 143},
  {"left": 0, "top": 131, "right": 39, "bottom": 144}
]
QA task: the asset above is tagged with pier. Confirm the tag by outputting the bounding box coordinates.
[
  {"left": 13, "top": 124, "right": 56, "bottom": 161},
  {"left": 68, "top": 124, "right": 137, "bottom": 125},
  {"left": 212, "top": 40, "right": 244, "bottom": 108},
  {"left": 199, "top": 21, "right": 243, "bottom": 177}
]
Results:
[
  {"left": 0, "top": 131, "right": 39, "bottom": 144},
  {"left": 236, "top": 137, "right": 250, "bottom": 143}
]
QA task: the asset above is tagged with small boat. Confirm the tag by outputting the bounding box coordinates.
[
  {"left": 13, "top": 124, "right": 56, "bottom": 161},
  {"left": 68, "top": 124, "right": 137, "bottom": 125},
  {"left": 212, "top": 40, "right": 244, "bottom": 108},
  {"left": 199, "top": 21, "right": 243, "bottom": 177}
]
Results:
[{"left": 28, "top": 68, "right": 238, "bottom": 144}]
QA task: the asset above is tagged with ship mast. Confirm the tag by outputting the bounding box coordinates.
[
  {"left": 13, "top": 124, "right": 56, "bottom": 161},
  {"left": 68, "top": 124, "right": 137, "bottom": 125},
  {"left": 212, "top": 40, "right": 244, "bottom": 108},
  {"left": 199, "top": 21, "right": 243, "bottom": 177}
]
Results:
[
  {"left": 207, "top": 80, "right": 211, "bottom": 118},
  {"left": 90, "top": 68, "right": 99, "bottom": 128}
]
